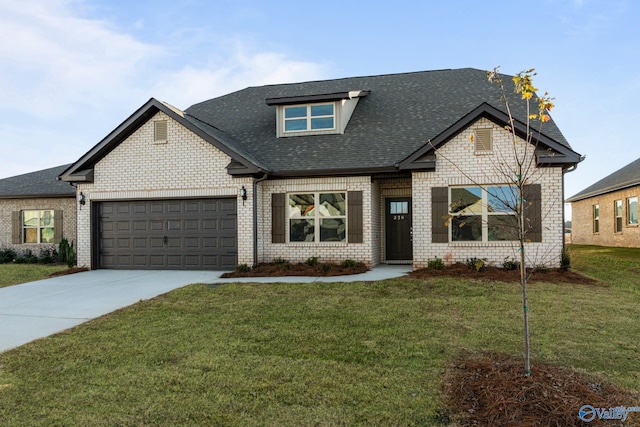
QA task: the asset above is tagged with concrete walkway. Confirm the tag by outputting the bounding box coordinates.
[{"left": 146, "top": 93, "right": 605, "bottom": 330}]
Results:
[{"left": 0, "top": 265, "right": 410, "bottom": 353}]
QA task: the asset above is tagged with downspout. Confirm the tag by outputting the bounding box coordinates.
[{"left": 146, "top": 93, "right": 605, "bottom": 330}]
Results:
[
  {"left": 561, "top": 155, "right": 584, "bottom": 252},
  {"left": 253, "top": 173, "right": 268, "bottom": 267}
]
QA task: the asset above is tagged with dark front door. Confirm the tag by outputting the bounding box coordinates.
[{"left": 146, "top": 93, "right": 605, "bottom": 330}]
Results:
[
  {"left": 96, "top": 198, "right": 237, "bottom": 270},
  {"left": 385, "top": 197, "right": 412, "bottom": 261}
]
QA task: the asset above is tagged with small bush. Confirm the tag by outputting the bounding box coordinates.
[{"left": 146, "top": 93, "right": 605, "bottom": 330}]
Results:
[
  {"left": 341, "top": 259, "right": 359, "bottom": 268},
  {"left": 273, "top": 257, "right": 289, "bottom": 265},
  {"left": 305, "top": 256, "right": 319, "bottom": 267},
  {"left": 428, "top": 257, "right": 445, "bottom": 270},
  {"left": 560, "top": 249, "right": 571, "bottom": 271},
  {"left": 235, "top": 264, "right": 251, "bottom": 273},
  {"left": 502, "top": 257, "right": 520, "bottom": 270},
  {"left": 59, "top": 238, "right": 76, "bottom": 268},
  {"left": 321, "top": 264, "right": 331, "bottom": 273},
  {"left": 466, "top": 257, "right": 487, "bottom": 272},
  {"left": 0, "top": 248, "right": 17, "bottom": 263}
]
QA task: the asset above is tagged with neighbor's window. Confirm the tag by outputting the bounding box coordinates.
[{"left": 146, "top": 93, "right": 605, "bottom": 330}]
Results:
[
  {"left": 593, "top": 204, "right": 599, "bottom": 233},
  {"left": 288, "top": 192, "right": 346, "bottom": 242},
  {"left": 615, "top": 200, "right": 623, "bottom": 232},
  {"left": 450, "top": 186, "right": 517, "bottom": 242},
  {"left": 627, "top": 197, "right": 638, "bottom": 225},
  {"left": 284, "top": 103, "right": 335, "bottom": 133},
  {"left": 23, "top": 210, "right": 55, "bottom": 243}
]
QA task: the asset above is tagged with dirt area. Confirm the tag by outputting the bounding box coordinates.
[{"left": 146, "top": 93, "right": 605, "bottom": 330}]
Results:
[
  {"left": 221, "top": 261, "right": 369, "bottom": 278},
  {"left": 47, "top": 267, "right": 89, "bottom": 277},
  {"left": 409, "top": 263, "right": 601, "bottom": 285},
  {"left": 442, "top": 352, "right": 639, "bottom": 426}
]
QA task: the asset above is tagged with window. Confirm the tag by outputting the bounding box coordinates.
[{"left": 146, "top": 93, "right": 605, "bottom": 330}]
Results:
[
  {"left": 615, "top": 200, "right": 623, "bottom": 233},
  {"left": 627, "top": 197, "right": 638, "bottom": 225},
  {"left": 284, "top": 103, "right": 335, "bottom": 133},
  {"left": 593, "top": 204, "right": 599, "bottom": 233},
  {"left": 450, "top": 186, "right": 518, "bottom": 242},
  {"left": 22, "top": 210, "right": 55, "bottom": 243},
  {"left": 288, "top": 192, "right": 346, "bottom": 242}
]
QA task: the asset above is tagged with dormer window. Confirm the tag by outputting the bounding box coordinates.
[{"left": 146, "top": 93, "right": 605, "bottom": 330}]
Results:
[
  {"left": 284, "top": 103, "right": 335, "bottom": 133},
  {"left": 266, "top": 90, "right": 369, "bottom": 138}
]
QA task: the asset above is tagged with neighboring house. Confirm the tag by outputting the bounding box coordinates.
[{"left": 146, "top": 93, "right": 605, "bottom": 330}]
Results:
[
  {"left": 0, "top": 164, "right": 77, "bottom": 254},
  {"left": 567, "top": 157, "right": 640, "bottom": 247},
  {"left": 59, "top": 68, "right": 583, "bottom": 270}
]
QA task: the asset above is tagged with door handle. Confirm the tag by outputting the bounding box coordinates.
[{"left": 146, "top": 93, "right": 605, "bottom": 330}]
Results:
[{"left": 163, "top": 236, "right": 168, "bottom": 244}]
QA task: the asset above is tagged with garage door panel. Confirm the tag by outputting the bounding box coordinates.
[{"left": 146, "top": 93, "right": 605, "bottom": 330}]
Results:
[{"left": 98, "top": 198, "right": 237, "bottom": 270}]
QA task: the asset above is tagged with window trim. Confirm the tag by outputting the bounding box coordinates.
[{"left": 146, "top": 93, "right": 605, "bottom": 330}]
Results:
[
  {"left": 22, "top": 209, "right": 55, "bottom": 244},
  {"left": 614, "top": 200, "right": 623, "bottom": 233},
  {"left": 449, "top": 185, "right": 518, "bottom": 243},
  {"left": 278, "top": 102, "right": 339, "bottom": 137},
  {"left": 287, "top": 192, "right": 347, "bottom": 244},
  {"left": 626, "top": 196, "right": 638, "bottom": 226},
  {"left": 593, "top": 204, "right": 600, "bottom": 233}
]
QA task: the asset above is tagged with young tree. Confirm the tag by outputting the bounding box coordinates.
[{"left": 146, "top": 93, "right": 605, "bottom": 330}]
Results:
[{"left": 431, "top": 67, "right": 559, "bottom": 376}]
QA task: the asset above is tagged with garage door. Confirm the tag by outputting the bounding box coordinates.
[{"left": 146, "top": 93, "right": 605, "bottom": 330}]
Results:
[{"left": 97, "top": 198, "right": 237, "bottom": 270}]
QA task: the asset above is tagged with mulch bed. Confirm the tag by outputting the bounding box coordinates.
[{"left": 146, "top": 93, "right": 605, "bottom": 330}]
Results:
[
  {"left": 221, "top": 261, "right": 369, "bottom": 278},
  {"left": 47, "top": 267, "right": 89, "bottom": 277},
  {"left": 442, "top": 352, "right": 639, "bottom": 426},
  {"left": 409, "top": 263, "right": 601, "bottom": 285}
]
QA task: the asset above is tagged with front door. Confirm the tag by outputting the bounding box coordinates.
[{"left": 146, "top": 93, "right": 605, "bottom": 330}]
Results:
[{"left": 385, "top": 197, "right": 412, "bottom": 261}]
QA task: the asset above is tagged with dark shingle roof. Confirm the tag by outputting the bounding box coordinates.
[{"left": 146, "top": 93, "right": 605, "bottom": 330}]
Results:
[
  {"left": 0, "top": 164, "right": 75, "bottom": 198},
  {"left": 185, "top": 68, "right": 574, "bottom": 174},
  {"left": 567, "top": 157, "right": 640, "bottom": 202}
]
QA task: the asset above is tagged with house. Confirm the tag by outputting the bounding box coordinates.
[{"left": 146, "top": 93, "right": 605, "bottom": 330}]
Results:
[
  {"left": 0, "top": 164, "right": 77, "bottom": 254},
  {"left": 567, "top": 157, "right": 640, "bottom": 247},
  {"left": 58, "top": 68, "right": 583, "bottom": 270}
]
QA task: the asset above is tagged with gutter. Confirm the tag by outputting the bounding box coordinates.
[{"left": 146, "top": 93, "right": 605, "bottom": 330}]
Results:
[{"left": 253, "top": 173, "right": 269, "bottom": 267}]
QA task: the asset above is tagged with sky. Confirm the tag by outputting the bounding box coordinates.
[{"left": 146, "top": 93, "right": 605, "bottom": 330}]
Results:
[{"left": 1, "top": 0, "right": 639, "bottom": 219}]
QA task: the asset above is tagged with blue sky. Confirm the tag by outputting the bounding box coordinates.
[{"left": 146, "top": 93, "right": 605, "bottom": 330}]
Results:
[{"left": 1, "top": 0, "right": 639, "bottom": 218}]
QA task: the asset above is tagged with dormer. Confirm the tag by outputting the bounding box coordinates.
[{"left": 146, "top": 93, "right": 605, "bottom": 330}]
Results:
[{"left": 266, "top": 90, "right": 369, "bottom": 138}]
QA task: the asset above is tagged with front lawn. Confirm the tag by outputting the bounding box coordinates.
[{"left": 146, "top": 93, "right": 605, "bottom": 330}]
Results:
[
  {"left": 0, "top": 245, "right": 637, "bottom": 425},
  {"left": 0, "top": 263, "right": 68, "bottom": 288}
]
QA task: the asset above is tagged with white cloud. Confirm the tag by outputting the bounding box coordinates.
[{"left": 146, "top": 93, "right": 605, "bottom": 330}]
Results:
[{"left": 152, "top": 44, "right": 329, "bottom": 109}]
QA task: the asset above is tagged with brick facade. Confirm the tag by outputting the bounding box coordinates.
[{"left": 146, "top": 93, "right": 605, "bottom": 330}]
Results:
[
  {"left": 571, "top": 185, "right": 640, "bottom": 247},
  {"left": 76, "top": 112, "right": 253, "bottom": 268},
  {"left": 0, "top": 197, "right": 76, "bottom": 255},
  {"left": 411, "top": 118, "right": 565, "bottom": 269}
]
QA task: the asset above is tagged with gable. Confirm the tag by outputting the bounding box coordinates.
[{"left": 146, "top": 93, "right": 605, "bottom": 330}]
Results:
[{"left": 82, "top": 112, "right": 237, "bottom": 192}]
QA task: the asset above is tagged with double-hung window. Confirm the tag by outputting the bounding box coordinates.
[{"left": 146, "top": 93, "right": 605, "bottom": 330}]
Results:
[
  {"left": 23, "top": 210, "right": 55, "bottom": 243},
  {"left": 593, "top": 204, "right": 600, "bottom": 233},
  {"left": 288, "top": 193, "right": 346, "bottom": 242},
  {"left": 284, "top": 103, "right": 335, "bottom": 133},
  {"left": 615, "top": 200, "right": 623, "bottom": 232},
  {"left": 627, "top": 197, "right": 638, "bottom": 225},
  {"left": 450, "top": 186, "right": 518, "bottom": 242}
]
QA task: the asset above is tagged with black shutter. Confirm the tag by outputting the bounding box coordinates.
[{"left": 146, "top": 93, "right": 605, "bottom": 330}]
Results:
[
  {"left": 12, "top": 211, "right": 21, "bottom": 244},
  {"left": 271, "top": 193, "right": 286, "bottom": 243},
  {"left": 432, "top": 187, "right": 449, "bottom": 243},
  {"left": 523, "top": 184, "right": 542, "bottom": 242},
  {"left": 347, "top": 191, "right": 363, "bottom": 243}
]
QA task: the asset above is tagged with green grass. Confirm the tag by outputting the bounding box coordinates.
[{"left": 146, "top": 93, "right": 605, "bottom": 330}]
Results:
[
  {"left": 0, "top": 263, "right": 68, "bottom": 288},
  {"left": 0, "top": 246, "right": 638, "bottom": 425}
]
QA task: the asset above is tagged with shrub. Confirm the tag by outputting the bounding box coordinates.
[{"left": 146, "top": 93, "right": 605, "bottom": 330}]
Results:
[
  {"left": 0, "top": 248, "right": 17, "bottom": 263},
  {"left": 466, "top": 257, "right": 487, "bottom": 272},
  {"left": 341, "top": 259, "right": 359, "bottom": 268},
  {"left": 305, "top": 256, "right": 319, "bottom": 267},
  {"left": 321, "top": 263, "right": 331, "bottom": 273},
  {"left": 502, "top": 257, "right": 520, "bottom": 270},
  {"left": 272, "top": 257, "right": 289, "bottom": 265},
  {"left": 235, "top": 264, "right": 251, "bottom": 273},
  {"left": 58, "top": 238, "right": 76, "bottom": 268},
  {"left": 560, "top": 249, "right": 571, "bottom": 271},
  {"left": 38, "top": 248, "right": 55, "bottom": 264},
  {"left": 428, "top": 257, "right": 445, "bottom": 270}
]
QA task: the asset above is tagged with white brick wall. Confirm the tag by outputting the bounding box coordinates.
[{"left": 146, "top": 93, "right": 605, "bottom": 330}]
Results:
[
  {"left": 412, "top": 118, "right": 564, "bottom": 269},
  {"left": 257, "top": 176, "right": 374, "bottom": 265},
  {"left": 77, "top": 112, "right": 253, "bottom": 268}
]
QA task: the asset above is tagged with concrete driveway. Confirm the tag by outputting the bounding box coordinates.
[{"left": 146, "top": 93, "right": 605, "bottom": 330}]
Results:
[{"left": 0, "top": 265, "right": 411, "bottom": 353}]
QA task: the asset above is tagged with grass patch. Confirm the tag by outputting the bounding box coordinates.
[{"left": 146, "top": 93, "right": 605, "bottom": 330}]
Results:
[
  {"left": 0, "top": 264, "right": 69, "bottom": 288},
  {"left": 0, "top": 245, "right": 638, "bottom": 425}
]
